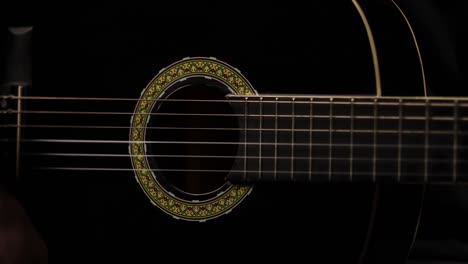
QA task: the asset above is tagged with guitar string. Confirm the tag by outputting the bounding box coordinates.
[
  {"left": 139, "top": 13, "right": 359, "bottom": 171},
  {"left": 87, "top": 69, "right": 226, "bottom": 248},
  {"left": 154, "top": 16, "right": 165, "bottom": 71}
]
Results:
[
  {"left": 2, "top": 110, "right": 468, "bottom": 121},
  {"left": 30, "top": 166, "right": 468, "bottom": 181},
  {"left": 2, "top": 95, "right": 468, "bottom": 104},
  {"left": 12, "top": 132, "right": 467, "bottom": 174},
  {"left": 0, "top": 124, "right": 467, "bottom": 135},
  {"left": 3, "top": 97, "right": 466, "bottom": 176},
  {"left": 9, "top": 141, "right": 468, "bottom": 176},
  {"left": 5, "top": 139, "right": 468, "bottom": 149},
  {"left": 22, "top": 152, "right": 468, "bottom": 164}
]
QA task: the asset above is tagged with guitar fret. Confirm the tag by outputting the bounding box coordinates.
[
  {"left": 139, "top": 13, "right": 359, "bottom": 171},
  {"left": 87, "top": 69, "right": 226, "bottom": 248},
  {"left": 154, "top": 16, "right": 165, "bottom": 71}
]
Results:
[
  {"left": 424, "top": 100, "right": 429, "bottom": 183},
  {"left": 453, "top": 100, "right": 459, "bottom": 183},
  {"left": 397, "top": 99, "right": 403, "bottom": 182},
  {"left": 291, "top": 98, "right": 295, "bottom": 181},
  {"left": 243, "top": 97, "right": 248, "bottom": 181},
  {"left": 309, "top": 98, "right": 313, "bottom": 182},
  {"left": 274, "top": 97, "right": 278, "bottom": 181},
  {"left": 350, "top": 98, "right": 354, "bottom": 182},
  {"left": 328, "top": 98, "right": 333, "bottom": 182},
  {"left": 373, "top": 99, "right": 377, "bottom": 182},
  {"left": 258, "top": 97, "right": 263, "bottom": 181}
]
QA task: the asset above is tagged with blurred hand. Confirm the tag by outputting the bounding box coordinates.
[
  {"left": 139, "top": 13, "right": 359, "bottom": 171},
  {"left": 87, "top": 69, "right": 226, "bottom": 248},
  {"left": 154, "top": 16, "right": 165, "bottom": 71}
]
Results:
[{"left": 0, "top": 189, "right": 48, "bottom": 264}]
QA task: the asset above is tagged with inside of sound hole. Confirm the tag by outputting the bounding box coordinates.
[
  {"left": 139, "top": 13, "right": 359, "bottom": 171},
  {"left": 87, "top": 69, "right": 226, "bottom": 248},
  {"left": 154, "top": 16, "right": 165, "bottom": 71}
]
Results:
[{"left": 146, "top": 77, "right": 240, "bottom": 197}]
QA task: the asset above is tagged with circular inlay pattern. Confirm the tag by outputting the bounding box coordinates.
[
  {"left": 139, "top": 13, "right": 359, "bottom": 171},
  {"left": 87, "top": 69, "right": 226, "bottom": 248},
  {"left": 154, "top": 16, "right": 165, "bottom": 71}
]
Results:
[{"left": 129, "top": 57, "right": 256, "bottom": 221}]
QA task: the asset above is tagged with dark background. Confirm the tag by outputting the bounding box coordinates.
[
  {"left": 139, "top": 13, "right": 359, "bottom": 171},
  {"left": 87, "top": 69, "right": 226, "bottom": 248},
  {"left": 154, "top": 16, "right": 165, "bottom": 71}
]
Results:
[{"left": 1, "top": 0, "right": 467, "bottom": 262}]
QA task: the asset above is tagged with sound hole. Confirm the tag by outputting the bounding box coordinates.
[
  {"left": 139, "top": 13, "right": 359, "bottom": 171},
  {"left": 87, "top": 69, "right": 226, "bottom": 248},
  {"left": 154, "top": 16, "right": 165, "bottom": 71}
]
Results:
[{"left": 147, "top": 79, "right": 239, "bottom": 195}]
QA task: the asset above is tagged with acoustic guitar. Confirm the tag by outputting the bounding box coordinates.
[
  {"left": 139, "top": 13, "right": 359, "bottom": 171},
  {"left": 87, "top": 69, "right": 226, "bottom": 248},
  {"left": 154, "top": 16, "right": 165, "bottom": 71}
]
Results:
[{"left": 1, "top": 1, "right": 466, "bottom": 263}]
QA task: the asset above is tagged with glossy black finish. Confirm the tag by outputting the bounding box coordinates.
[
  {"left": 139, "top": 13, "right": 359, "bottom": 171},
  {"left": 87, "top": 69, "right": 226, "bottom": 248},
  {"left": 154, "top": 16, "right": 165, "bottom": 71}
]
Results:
[{"left": 4, "top": 1, "right": 462, "bottom": 263}]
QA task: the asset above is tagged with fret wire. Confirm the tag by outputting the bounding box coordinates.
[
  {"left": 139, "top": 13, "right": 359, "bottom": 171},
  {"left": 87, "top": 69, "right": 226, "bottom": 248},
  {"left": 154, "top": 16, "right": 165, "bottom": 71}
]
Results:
[
  {"left": 397, "top": 99, "right": 403, "bottom": 182},
  {"left": 373, "top": 99, "right": 377, "bottom": 182},
  {"left": 291, "top": 98, "right": 295, "bottom": 181},
  {"left": 424, "top": 100, "right": 429, "bottom": 183},
  {"left": 243, "top": 97, "right": 248, "bottom": 182},
  {"left": 258, "top": 97, "right": 263, "bottom": 181},
  {"left": 328, "top": 98, "right": 333, "bottom": 182},
  {"left": 309, "top": 98, "right": 313, "bottom": 182},
  {"left": 274, "top": 98, "right": 278, "bottom": 181},
  {"left": 453, "top": 100, "right": 459, "bottom": 183},
  {"left": 350, "top": 99, "right": 355, "bottom": 182}
]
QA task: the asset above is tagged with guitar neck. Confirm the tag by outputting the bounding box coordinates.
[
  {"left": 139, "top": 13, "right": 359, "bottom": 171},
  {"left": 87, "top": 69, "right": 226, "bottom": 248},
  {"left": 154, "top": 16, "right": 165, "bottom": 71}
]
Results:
[{"left": 226, "top": 95, "right": 468, "bottom": 184}]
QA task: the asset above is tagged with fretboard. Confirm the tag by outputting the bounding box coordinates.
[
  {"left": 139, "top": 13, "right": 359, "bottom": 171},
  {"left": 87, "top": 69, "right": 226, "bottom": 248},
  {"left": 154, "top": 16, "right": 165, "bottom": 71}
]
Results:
[{"left": 226, "top": 95, "right": 468, "bottom": 184}]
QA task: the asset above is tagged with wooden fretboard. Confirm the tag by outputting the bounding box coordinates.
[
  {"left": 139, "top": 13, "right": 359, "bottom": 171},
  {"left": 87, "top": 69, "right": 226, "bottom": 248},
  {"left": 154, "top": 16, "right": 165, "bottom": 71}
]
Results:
[{"left": 227, "top": 95, "right": 468, "bottom": 184}]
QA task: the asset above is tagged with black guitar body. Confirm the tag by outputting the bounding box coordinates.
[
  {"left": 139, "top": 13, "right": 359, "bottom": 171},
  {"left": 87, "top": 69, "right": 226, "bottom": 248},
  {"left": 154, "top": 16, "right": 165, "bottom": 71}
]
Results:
[{"left": 2, "top": 1, "right": 445, "bottom": 263}]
